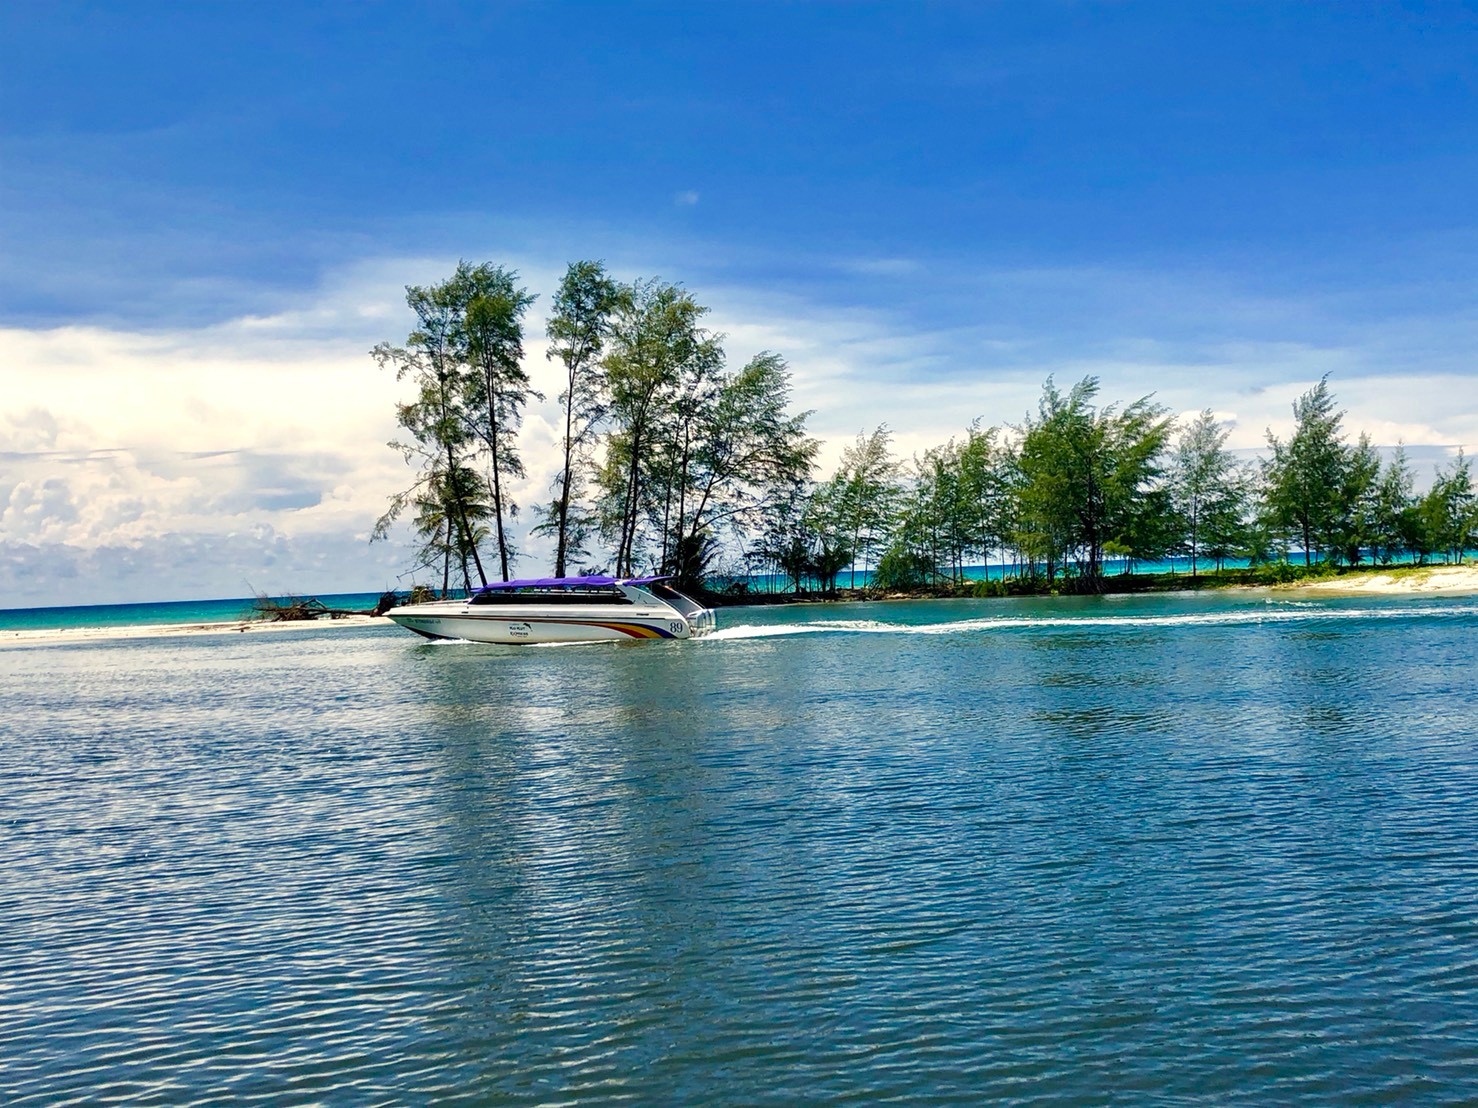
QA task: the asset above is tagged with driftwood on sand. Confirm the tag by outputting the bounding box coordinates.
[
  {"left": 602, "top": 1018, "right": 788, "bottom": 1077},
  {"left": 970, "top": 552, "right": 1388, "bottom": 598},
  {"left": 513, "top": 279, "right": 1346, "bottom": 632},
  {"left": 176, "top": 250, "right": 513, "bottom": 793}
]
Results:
[{"left": 250, "top": 591, "right": 402, "bottom": 621}]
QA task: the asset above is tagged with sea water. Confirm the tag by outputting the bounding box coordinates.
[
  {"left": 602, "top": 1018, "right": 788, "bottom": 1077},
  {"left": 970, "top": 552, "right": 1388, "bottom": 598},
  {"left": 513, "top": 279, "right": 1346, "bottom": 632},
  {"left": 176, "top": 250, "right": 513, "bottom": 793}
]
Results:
[
  {"left": 3, "top": 591, "right": 1476, "bottom": 1102},
  {"left": 0, "top": 593, "right": 389, "bottom": 634}
]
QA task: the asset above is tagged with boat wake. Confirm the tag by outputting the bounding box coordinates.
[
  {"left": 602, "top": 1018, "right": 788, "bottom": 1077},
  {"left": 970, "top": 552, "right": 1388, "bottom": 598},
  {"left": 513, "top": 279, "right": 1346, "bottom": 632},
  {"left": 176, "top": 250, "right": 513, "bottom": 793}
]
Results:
[
  {"left": 702, "top": 602, "right": 1478, "bottom": 642},
  {"left": 704, "top": 624, "right": 829, "bottom": 640}
]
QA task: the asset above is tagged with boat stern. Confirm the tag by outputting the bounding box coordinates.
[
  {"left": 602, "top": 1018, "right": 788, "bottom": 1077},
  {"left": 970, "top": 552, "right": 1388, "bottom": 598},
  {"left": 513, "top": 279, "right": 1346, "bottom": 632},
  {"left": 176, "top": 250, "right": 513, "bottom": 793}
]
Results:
[{"left": 685, "top": 605, "right": 717, "bottom": 637}]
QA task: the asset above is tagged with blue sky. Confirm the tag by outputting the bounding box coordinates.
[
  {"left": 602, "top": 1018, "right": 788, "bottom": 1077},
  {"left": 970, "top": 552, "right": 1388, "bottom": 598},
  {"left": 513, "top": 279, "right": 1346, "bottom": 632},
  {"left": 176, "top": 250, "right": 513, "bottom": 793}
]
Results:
[{"left": 3, "top": 2, "right": 1477, "bottom": 604}]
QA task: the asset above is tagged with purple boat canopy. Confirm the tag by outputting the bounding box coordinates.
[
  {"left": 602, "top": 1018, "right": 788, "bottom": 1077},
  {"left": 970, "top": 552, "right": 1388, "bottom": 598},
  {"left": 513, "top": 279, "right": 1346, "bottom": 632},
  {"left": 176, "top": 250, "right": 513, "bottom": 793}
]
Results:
[{"left": 474, "top": 574, "right": 674, "bottom": 592}]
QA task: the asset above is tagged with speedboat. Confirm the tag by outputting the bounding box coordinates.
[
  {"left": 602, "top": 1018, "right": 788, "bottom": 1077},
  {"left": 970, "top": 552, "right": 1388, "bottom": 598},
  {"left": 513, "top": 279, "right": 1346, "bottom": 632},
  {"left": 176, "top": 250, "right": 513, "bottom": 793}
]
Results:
[{"left": 384, "top": 575, "right": 717, "bottom": 644}]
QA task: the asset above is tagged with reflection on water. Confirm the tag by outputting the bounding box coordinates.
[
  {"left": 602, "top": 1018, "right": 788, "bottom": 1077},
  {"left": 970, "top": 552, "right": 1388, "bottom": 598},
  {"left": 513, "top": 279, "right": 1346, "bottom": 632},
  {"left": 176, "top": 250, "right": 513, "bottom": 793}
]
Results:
[{"left": 3, "top": 592, "right": 1477, "bottom": 1102}]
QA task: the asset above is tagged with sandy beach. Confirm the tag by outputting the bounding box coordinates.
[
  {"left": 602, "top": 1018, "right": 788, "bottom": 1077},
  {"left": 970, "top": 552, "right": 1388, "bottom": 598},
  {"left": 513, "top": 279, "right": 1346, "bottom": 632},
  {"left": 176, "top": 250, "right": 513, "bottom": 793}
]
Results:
[
  {"left": 1290, "top": 565, "right": 1478, "bottom": 596},
  {"left": 0, "top": 614, "right": 395, "bottom": 648}
]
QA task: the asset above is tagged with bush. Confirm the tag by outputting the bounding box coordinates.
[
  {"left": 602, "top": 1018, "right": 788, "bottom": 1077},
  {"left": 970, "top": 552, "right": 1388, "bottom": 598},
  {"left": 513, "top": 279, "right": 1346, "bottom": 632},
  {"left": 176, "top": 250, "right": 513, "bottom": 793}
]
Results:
[
  {"left": 969, "top": 575, "right": 1051, "bottom": 598},
  {"left": 872, "top": 547, "right": 938, "bottom": 590},
  {"left": 1245, "top": 561, "right": 1338, "bottom": 586}
]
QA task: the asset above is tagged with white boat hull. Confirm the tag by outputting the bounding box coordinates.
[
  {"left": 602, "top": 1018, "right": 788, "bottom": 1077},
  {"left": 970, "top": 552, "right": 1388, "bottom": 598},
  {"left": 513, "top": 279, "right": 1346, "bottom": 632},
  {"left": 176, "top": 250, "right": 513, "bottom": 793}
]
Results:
[
  {"left": 385, "top": 579, "right": 715, "bottom": 644},
  {"left": 387, "top": 604, "right": 699, "bottom": 644}
]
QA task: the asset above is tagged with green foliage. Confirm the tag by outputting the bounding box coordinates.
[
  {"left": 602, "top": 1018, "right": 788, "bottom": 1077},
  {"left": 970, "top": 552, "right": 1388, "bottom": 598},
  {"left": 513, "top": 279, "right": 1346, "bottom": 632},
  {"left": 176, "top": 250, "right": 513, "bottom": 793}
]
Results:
[
  {"left": 670, "top": 530, "right": 720, "bottom": 589},
  {"left": 830, "top": 426, "right": 900, "bottom": 587},
  {"left": 872, "top": 544, "right": 939, "bottom": 591},
  {"left": 1370, "top": 446, "right": 1416, "bottom": 564},
  {"left": 1417, "top": 451, "right": 1476, "bottom": 563},
  {"left": 682, "top": 351, "right": 818, "bottom": 554},
  {"left": 370, "top": 261, "right": 542, "bottom": 587},
  {"left": 1244, "top": 560, "right": 1339, "bottom": 586},
  {"left": 1262, "top": 376, "right": 1351, "bottom": 566},
  {"left": 405, "top": 463, "right": 492, "bottom": 594},
  {"left": 1325, "top": 432, "right": 1381, "bottom": 566},
  {"left": 750, "top": 481, "right": 842, "bottom": 594},
  {"left": 372, "top": 275, "right": 492, "bottom": 589},
  {"left": 598, "top": 278, "right": 724, "bottom": 575},
  {"left": 536, "top": 260, "right": 621, "bottom": 576},
  {"left": 449, "top": 261, "right": 540, "bottom": 581},
  {"left": 969, "top": 578, "right": 1008, "bottom": 597},
  {"left": 1172, "top": 409, "right": 1249, "bottom": 575},
  {"left": 1013, "top": 377, "right": 1173, "bottom": 588}
]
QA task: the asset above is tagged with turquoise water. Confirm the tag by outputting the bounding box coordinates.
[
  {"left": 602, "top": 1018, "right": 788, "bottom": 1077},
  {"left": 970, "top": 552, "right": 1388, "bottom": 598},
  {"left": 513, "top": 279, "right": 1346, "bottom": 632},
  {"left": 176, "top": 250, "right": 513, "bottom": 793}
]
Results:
[
  {"left": 4, "top": 591, "right": 1477, "bottom": 1102},
  {"left": 721, "top": 554, "right": 1455, "bottom": 594},
  {"left": 0, "top": 564, "right": 1305, "bottom": 629},
  {"left": 732, "top": 558, "right": 1237, "bottom": 594},
  {"left": 0, "top": 593, "right": 389, "bottom": 633}
]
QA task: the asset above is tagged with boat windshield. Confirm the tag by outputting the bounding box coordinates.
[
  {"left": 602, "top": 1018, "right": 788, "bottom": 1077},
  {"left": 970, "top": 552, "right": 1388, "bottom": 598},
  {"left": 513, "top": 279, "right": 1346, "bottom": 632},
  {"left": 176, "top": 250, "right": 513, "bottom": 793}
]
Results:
[
  {"left": 644, "top": 582, "right": 707, "bottom": 618},
  {"left": 469, "top": 586, "right": 631, "bottom": 606}
]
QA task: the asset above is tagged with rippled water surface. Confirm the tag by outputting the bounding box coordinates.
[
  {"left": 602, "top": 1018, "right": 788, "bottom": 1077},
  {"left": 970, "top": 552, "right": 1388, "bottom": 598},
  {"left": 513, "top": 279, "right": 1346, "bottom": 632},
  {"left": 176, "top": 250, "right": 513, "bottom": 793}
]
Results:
[{"left": 4, "top": 591, "right": 1477, "bottom": 1103}]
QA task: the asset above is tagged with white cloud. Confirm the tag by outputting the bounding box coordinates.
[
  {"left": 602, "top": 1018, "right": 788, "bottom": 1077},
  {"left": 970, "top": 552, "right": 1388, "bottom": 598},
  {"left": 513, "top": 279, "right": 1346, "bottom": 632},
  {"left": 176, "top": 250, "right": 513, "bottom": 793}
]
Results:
[{"left": 674, "top": 190, "right": 700, "bottom": 207}]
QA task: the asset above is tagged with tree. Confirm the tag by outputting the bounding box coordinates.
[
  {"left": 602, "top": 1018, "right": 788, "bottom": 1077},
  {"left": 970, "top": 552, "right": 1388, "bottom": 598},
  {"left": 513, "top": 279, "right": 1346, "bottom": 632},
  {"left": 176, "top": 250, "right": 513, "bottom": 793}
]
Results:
[
  {"left": 1330, "top": 433, "right": 1381, "bottom": 565},
  {"left": 405, "top": 463, "right": 493, "bottom": 595},
  {"left": 1199, "top": 467, "right": 1252, "bottom": 572},
  {"left": 881, "top": 439, "right": 981, "bottom": 586},
  {"left": 1420, "top": 451, "right": 1476, "bottom": 563},
  {"left": 596, "top": 284, "right": 816, "bottom": 584},
  {"left": 539, "top": 260, "right": 620, "bottom": 577},
  {"left": 956, "top": 422, "right": 1014, "bottom": 580},
  {"left": 831, "top": 426, "right": 900, "bottom": 588},
  {"left": 1262, "top": 376, "right": 1349, "bottom": 566},
  {"left": 651, "top": 310, "right": 726, "bottom": 574},
  {"left": 665, "top": 351, "right": 817, "bottom": 580},
  {"left": 876, "top": 454, "right": 943, "bottom": 590},
  {"left": 1014, "top": 377, "right": 1172, "bottom": 589},
  {"left": 804, "top": 479, "right": 854, "bottom": 592},
  {"left": 452, "top": 261, "right": 539, "bottom": 581},
  {"left": 372, "top": 280, "right": 490, "bottom": 590},
  {"left": 750, "top": 481, "right": 815, "bottom": 594},
  {"left": 1171, "top": 410, "right": 1246, "bottom": 578},
  {"left": 1370, "top": 446, "right": 1416, "bottom": 565},
  {"left": 600, "top": 279, "right": 719, "bottom": 576}
]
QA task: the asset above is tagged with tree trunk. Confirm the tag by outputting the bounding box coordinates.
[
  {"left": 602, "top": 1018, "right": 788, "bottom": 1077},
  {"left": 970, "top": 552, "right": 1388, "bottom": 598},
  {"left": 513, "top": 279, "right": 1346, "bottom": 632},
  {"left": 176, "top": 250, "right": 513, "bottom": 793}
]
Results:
[
  {"left": 484, "top": 377, "right": 513, "bottom": 582},
  {"left": 1190, "top": 499, "right": 1199, "bottom": 579},
  {"left": 441, "top": 524, "right": 450, "bottom": 596},
  {"left": 489, "top": 432, "right": 510, "bottom": 581},
  {"left": 442, "top": 446, "right": 487, "bottom": 590},
  {"left": 553, "top": 379, "right": 577, "bottom": 577},
  {"left": 437, "top": 367, "right": 487, "bottom": 590},
  {"left": 619, "top": 429, "right": 643, "bottom": 577}
]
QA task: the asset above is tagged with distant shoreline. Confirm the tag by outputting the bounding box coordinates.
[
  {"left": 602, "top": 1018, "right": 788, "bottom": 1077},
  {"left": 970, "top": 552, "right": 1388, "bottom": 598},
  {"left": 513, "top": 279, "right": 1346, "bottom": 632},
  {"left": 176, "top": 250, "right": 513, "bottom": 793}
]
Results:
[
  {"left": 718, "top": 562, "right": 1478, "bottom": 606},
  {"left": 0, "top": 614, "right": 394, "bottom": 649},
  {"left": 3, "top": 566, "right": 1473, "bottom": 648}
]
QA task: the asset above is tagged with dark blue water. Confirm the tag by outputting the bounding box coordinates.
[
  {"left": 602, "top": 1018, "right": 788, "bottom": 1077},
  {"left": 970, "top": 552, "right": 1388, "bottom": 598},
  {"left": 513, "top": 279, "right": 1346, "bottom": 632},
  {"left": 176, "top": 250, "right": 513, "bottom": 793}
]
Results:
[{"left": 4, "top": 591, "right": 1476, "bottom": 1103}]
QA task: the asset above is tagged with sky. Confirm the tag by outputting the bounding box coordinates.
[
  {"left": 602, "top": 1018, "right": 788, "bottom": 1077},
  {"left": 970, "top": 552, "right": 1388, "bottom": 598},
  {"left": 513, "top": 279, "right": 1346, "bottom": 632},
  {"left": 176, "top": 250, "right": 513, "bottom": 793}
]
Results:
[{"left": 3, "top": 1, "right": 1477, "bottom": 606}]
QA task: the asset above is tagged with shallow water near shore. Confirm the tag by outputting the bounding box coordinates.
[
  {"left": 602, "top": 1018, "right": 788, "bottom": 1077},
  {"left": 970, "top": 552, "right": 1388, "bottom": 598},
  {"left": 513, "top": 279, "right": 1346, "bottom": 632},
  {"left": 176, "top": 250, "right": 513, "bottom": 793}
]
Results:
[{"left": 4, "top": 591, "right": 1477, "bottom": 1102}]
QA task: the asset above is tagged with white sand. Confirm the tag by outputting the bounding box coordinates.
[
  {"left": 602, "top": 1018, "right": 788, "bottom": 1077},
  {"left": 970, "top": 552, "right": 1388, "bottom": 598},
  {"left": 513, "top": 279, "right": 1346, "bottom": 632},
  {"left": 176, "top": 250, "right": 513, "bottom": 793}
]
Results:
[
  {"left": 1293, "top": 565, "right": 1478, "bottom": 596},
  {"left": 0, "top": 614, "right": 395, "bottom": 648}
]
